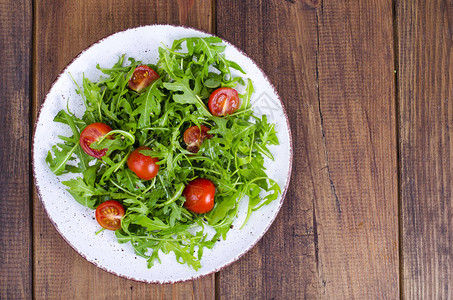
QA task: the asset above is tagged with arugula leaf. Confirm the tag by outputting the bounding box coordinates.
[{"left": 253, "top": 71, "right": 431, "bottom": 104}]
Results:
[
  {"left": 133, "top": 78, "right": 164, "bottom": 128},
  {"left": 161, "top": 241, "right": 201, "bottom": 270},
  {"left": 163, "top": 77, "right": 211, "bottom": 117},
  {"left": 46, "top": 110, "right": 93, "bottom": 175},
  {"left": 130, "top": 214, "right": 171, "bottom": 231},
  {"left": 240, "top": 79, "right": 254, "bottom": 111},
  {"left": 46, "top": 143, "right": 78, "bottom": 175},
  {"left": 62, "top": 177, "right": 107, "bottom": 209}
]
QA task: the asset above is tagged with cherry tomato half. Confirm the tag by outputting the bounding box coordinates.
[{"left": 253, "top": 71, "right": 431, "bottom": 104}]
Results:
[
  {"left": 183, "top": 125, "right": 213, "bottom": 153},
  {"left": 208, "top": 87, "right": 240, "bottom": 116},
  {"left": 127, "top": 146, "right": 160, "bottom": 180},
  {"left": 128, "top": 65, "right": 160, "bottom": 92},
  {"left": 79, "top": 123, "right": 113, "bottom": 159},
  {"left": 183, "top": 178, "right": 216, "bottom": 214},
  {"left": 95, "top": 200, "right": 125, "bottom": 230}
]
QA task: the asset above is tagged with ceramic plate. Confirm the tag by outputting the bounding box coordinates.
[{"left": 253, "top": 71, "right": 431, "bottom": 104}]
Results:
[{"left": 33, "top": 25, "right": 292, "bottom": 283}]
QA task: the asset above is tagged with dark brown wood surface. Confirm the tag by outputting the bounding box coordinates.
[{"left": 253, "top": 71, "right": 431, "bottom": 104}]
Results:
[
  {"left": 398, "top": 0, "right": 453, "bottom": 298},
  {"left": 315, "top": 0, "right": 398, "bottom": 297},
  {"left": 0, "top": 0, "right": 32, "bottom": 299},
  {"left": 1, "top": 0, "right": 452, "bottom": 298}
]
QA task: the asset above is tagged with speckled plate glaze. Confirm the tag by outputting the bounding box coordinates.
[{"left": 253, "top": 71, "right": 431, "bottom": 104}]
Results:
[{"left": 33, "top": 25, "right": 292, "bottom": 283}]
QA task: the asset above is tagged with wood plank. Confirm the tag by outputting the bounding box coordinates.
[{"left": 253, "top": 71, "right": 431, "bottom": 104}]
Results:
[
  {"left": 316, "top": 0, "right": 398, "bottom": 297},
  {"left": 32, "top": 1, "right": 214, "bottom": 298},
  {"left": 0, "top": 0, "right": 32, "bottom": 299},
  {"left": 216, "top": 0, "right": 399, "bottom": 298},
  {"left": 398, "top": 0, "right": 453, "bottom": 298}
]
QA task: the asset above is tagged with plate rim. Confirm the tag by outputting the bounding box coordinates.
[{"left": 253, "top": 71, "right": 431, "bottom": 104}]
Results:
[{"left": 32, "top": 24, "right": 293, "bottom": 284}]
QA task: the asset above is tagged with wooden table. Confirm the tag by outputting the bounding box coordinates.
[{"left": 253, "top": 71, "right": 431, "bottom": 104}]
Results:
[{"left": 1, "top": 0, "right": 452, "bottom": 298}]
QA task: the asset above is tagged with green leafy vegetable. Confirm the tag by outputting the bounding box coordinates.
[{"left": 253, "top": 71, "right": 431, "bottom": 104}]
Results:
[{"left": 46, "top": 37, "right": 280, "bottom": 270}]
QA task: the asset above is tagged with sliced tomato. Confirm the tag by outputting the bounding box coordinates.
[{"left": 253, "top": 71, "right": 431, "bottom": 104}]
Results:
[
  {"left": 183, "top": 178, "right": 216, "bottom": 214},
  {"left": 208, "top": 87, "right": 240, "bottom": 116},
  {"left": 127, "top": 146, "right": 160, "bottom": 180},
  {"left": 183, "top": 125, "right": 213, "bottom": 153},
  {"left": 128, "top": 65, "right": 159, "bottom": 92},
  {"left": 79, "top": 123, "right": 113, "bottom": 159},
  {"left": 95, "top": 200, "right": 125, "bottom": 230}
]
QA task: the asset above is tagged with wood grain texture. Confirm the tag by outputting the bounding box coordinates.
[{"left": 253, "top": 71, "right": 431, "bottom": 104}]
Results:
[
  {"left": 315, "top": 0, "right": 399, "bottom": 298},
  {"left": 398, "top": 0, "right": 453, "bottom": 298},
  {"left": 0, "top": 0, "right": 32, "bottom": 299},
  {"left": 32, "top": 1, "right": 214, "bottom": 299},
  {"left": 216, "top": 0, "right": 399, "bottom": 298}
]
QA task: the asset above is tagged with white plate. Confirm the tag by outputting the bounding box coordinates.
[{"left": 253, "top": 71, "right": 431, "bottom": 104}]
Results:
[{"left": 33, "top": 25, "right": 293, "bottom": 283}]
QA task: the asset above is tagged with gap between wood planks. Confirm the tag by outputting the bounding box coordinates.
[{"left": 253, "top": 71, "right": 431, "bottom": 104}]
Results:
[
  {"left": 392, "top": 0, "right": 403, "bottom": 299},
  {"left": 314, "top": 0, "right": 325, "bottom": 286}
]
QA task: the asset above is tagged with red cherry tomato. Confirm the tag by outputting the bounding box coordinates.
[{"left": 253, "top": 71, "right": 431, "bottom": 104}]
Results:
[
  {"left": 183, "top": 178, "right": 216, "bottom": 214},
  {"left": 79, "top": 123, "right": 113, "bottom": 159},
  {"left": 183, "top": 125, "right": 213, "bottom": 153},
  {"left": 208, "top": 87, "right": 240, "bottom": 116},
  {"left": 127, "top": 146, "right": 160, "bottom": 180},
  {"left": 128, "top": 65, "right": 159, "bottom": 92},
  {"left": 95, "top": 200, "right": 125, "bottom": 230}
]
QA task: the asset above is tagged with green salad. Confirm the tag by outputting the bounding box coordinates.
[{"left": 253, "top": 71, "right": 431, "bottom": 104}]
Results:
[{"left": 46, "top": 37, "right": 280, "bottom": 270}]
